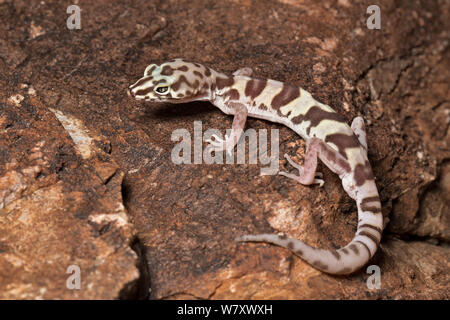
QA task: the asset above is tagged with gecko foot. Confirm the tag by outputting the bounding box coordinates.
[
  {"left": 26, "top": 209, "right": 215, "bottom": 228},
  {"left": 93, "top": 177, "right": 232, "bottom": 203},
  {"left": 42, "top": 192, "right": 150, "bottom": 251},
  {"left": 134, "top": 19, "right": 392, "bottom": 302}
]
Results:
[{"left": 279, "top": 153, "right": 324, "bottom": 187}]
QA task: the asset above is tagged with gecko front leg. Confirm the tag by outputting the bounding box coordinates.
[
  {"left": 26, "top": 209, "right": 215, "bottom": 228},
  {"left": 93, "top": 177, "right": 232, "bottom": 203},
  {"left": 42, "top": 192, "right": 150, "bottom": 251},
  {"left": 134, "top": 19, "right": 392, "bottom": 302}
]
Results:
[{"left": 206, "top": 102, "right": 248, "bottom": 155}]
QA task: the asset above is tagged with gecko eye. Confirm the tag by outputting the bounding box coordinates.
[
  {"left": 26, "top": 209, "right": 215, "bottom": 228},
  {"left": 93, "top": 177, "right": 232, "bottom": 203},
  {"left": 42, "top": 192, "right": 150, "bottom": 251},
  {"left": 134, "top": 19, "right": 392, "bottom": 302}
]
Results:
[{"left": 155, "top": 86, "right": 170, "bottom": 94}]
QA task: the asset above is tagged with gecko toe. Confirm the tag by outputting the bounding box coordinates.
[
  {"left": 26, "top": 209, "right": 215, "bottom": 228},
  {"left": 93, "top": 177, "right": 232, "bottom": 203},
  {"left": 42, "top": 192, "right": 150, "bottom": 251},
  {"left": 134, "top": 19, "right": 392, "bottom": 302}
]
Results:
[{"left": 314, "top": 178, "right": 325, "bottom": 187}]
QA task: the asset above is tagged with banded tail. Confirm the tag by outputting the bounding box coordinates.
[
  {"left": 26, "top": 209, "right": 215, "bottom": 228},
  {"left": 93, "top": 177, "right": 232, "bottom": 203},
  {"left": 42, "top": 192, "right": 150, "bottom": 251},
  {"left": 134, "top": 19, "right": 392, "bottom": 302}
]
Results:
[{"left": 236, "top": 180, "right": 383, "bottom": 275}]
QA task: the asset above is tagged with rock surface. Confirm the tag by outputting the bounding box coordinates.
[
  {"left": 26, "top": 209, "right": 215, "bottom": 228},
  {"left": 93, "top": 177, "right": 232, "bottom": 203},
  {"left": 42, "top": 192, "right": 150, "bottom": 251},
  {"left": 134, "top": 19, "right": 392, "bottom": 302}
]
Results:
[
  {"left": 0, "top": 0, "right": 448, "bottom": 299},
  {"left": 0, "top": 96, "right": 141, "bottom": 299}
]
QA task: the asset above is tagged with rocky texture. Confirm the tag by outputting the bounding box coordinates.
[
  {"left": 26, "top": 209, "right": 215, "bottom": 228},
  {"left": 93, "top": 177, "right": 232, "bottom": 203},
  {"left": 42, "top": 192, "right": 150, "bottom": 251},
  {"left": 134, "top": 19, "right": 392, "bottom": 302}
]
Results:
[
  {"left": 0, "top": 96, "right": 141, "bottom": 299},
  {"left": 0, "top": 0, "right": 448, "bottom": 299}
]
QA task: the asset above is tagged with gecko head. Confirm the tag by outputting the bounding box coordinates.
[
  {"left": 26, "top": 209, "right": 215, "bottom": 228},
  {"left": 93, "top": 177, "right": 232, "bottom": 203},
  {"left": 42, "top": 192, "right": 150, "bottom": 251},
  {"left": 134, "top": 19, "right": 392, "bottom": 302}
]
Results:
[{"left": 128, "top": 59, "right": 211, "bottom": 103}]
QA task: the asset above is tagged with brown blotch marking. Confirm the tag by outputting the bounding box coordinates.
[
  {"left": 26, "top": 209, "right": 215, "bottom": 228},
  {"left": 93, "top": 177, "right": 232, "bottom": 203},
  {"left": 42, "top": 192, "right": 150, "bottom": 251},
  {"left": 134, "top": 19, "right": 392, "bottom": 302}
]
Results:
[
  {"left": 295, "top": 249, "right": 303, "bottom": 256},
  {"left": 271, "top": 84, "right": 300, "bottom": 111},
  {"left": 186, "top": 90, "right": 192, "bottom": 95},
  {"left": 193, "top": 80, "right": 200, "bottom": 89},
  {"left": 135, "top": 86, "right": 155, "bottom": 97},
  {"left": 361, "top": 196, "right": 380, "bottom": 205},
  {"left": 312, "top": 261, "right": 328, "bottom": 271},
  {"left": 349, "top": 244, "right": 359, "bottom": 255},
  {"left": 145, "top": 65, "right": 156, "bottom": 75},
  {"left": 171, "top": 75, "right": 199, "bottom": 91},
  {"left": 216, "top": 76, "right": 234, "bottom": 90},
  {"left": 245, "top": 79, "right": 267, "bottom": 100},
  {"left": 177, "top": 65, "right": 188, "bottom": 72},
  {"left": 360, "top": 204, "right": 382, "bottom": 214},
  {"left": 360, "top": 196, "right": 381, "bottom": 214},
  {"left": 319, "top": 140, "right": 352, "bottom": 173},
  {"left": 193, "top": 70, "right": 204, "bottom": 79},
  {"left": 291, "top": 106, "right": 347, "bottom": 135},
  {"left": 204, "top": 67, "right": 212, "bottom": 77},
  {"left": 359, "top": 223, "right": 382, "bottom": 234},
  {"left": 339, "top": 158, "right": 352, "bottom": 173},
  {"left": 177, "top": 93, "right": 184, "bottom": 98},
  {"left": 153, "top": 79, "right": 166, "bottom": 86},
  {"left": 161, "top": 65, "right": 174, "bottom": 76},
  {"left": 287, "top": 241, "right": 294, "bottom": 249},
  {"left": 319, "top": 141, "right": 337, "bottom": 162},
  {"left": 259, "top": 103, "right": 268, "bottom": 111},
  {"left": 278, "top": 234, "right": 287, "bottom": 240},
  {"left": 355, "top": 240, "right": 372, "bottom": 257},
  {"left": 341, "top": 248, "right": 349, "bottom": 255},
  {"left": 224, "top": 88, "right": 240, "bottom": 101},
  {"left": 325, "top": 133, "right": 361, "bottom": 160},
  {"left": 331, "top": 250, "right": 341, "bottom": 260},
  {"left": 135, "top": 87, "right": 153, "bottom": 96},
  {"left": 353, "top": 161, "right": 374, "bottom": 186},
  {"left": 358, "top": 231, "right": 380, "bottom": 246},
  {"left": 193, "top": 63, "right": 202, "bottom": 68}
]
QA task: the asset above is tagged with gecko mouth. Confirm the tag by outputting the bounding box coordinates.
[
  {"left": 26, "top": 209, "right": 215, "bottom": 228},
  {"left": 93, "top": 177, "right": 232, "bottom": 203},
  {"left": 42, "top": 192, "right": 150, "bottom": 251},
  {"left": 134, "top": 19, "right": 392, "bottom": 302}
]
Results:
[{"left": 127, "top": 90, "right": 165, "bottom": 103}]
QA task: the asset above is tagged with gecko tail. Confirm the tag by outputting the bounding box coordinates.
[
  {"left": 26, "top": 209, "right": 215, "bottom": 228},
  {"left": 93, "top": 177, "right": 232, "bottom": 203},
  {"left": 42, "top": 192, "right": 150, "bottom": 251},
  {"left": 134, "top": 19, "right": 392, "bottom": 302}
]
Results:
[{"left": 235, "top": 209, "right": 383, "bottom": 275}]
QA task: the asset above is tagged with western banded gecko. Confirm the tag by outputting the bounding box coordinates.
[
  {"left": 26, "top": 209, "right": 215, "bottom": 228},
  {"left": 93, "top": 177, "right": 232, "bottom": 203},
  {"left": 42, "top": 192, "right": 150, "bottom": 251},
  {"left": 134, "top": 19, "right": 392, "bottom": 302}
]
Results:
[{"left": 128, "top": 58, "right": 383, "bottom": 275}]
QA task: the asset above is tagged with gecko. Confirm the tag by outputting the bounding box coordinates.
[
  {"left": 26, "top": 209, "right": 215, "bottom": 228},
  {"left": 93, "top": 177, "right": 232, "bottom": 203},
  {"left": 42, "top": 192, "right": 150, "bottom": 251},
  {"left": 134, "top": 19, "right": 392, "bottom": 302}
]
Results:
[{"left": 128, "top": 58, "right": 383, "bottom": 275}]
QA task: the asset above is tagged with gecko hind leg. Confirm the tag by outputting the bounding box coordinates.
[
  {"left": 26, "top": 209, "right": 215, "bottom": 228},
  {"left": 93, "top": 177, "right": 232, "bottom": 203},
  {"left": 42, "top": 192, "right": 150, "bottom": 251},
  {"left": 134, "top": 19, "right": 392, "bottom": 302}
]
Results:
[
  {"left": 351, "top": 116, "right": 368, "bottom": 152},
  {"left": 279, "top": 138, "right": 351, "bottom": 187},
  {"left": 279, "top": 153, "right": 324, "bottom": 187},
  {"left": 233, "top": 67, "right": 253, "bottom": 77}
]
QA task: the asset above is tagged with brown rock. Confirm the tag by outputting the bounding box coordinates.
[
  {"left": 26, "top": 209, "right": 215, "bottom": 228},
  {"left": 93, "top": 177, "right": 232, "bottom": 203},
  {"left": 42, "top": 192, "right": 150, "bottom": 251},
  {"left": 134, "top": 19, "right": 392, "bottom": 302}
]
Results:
[{"left": 0, "top": 97, "right": 140, "bottom": 299}]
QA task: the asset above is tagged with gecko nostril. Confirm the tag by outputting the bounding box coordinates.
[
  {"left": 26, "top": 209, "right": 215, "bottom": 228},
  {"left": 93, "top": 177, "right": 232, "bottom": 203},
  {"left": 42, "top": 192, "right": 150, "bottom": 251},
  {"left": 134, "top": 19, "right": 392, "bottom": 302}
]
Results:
[{"left": 128, "top": 87, "right": 135, "bottom": 97}]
